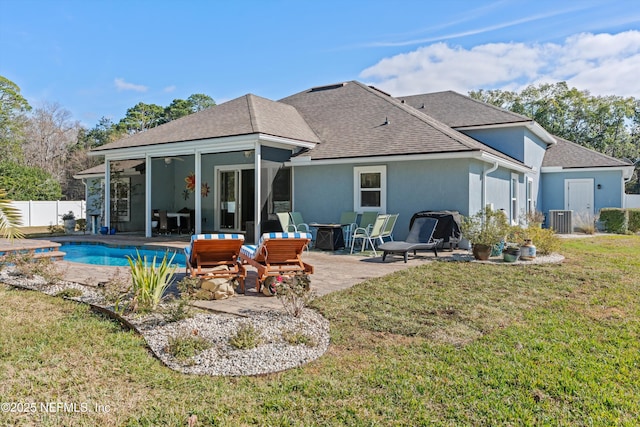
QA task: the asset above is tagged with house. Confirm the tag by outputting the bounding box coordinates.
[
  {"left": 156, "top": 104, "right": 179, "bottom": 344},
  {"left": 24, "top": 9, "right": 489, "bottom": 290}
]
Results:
[{"left": 75, "top": 81, "right": 634, "bottom": 240}]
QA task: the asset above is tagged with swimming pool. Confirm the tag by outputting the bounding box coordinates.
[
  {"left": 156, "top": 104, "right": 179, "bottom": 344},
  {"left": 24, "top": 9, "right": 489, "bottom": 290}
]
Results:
[{"left": 60, "top": 243, "right": 186, "bottom": 267}]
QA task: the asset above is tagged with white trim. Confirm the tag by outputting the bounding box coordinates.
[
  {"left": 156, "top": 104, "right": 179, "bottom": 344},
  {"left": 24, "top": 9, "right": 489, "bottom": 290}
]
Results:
[
  {"left": 353, "top": 165, "right": 386, "bottom": 213},
  {"left": 542, "top": 165, "right": 635, "bottom": 179},
  {"left": 289, "top": 151, "right": 531, "bottom": 173},
  {"left": 510, "top": 173, "right": 518, "bottom": 225},
  {"left": 89, "top": 133, "right": 314, "bottom": 159},
  {"left": 213, "top": 163, "right": 254, "bottom": 231}
]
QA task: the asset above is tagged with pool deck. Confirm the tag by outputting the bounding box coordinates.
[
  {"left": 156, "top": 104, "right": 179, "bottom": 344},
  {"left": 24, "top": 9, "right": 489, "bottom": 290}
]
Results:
[{"left": 1, "top": 233, "right": 462, "bottom": 316}]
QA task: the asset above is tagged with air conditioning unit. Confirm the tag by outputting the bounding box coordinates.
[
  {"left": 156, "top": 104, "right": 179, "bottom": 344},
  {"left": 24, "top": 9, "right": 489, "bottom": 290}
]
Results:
[{"left": 549, "top": 210, "right": 573, "bottom": 234}]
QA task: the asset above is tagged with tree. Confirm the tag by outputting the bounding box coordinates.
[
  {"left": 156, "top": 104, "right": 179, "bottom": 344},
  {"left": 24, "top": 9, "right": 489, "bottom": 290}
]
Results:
[
  {"left": 0, "top": 75, "right": 31, "bottom": 162},
  {"left": 0, "top": 160, "right": 62, "bottom": 200},
  {"left": 187, "top": 93, "right": 216, "bottom": 112},
  {"left": 21, "top": 102, "right": 81, "bottom": 183},
  {"left": 117, "top": 102, "right": 165, "bottom": 134},
  {"left": 469, "top": 82, "right": 640, "bottom": 162},
  {"left": 164, "top": 98, "right": 193, "bottom": 122}
]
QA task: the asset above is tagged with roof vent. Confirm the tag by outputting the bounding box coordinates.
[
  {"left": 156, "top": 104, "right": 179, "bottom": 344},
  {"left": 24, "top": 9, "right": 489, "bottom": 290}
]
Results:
[{"left": 310, "top": 83, "right": 346, "bottom": 92}]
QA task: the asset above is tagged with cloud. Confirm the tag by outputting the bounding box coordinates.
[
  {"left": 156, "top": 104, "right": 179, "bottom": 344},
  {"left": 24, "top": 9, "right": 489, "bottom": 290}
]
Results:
[
  {"left": 163, "top": 85, "right": 177, "bottom": 93},
  {"left": 114, "top": 78, "right": 148, "bottom": 92},
  {"left": 360, "top": 31, "right": 640, "bottom": 97}
]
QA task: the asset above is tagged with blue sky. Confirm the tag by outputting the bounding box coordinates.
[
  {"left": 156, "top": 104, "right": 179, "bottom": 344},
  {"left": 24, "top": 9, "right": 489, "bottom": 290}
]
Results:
[{"left": 1, "top": 0, "right": 640, "bottom": 127}]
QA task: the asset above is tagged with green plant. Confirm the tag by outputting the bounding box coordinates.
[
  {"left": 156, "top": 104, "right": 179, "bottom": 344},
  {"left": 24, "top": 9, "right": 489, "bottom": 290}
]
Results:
[
  {"left": 163, "top": 295, "right": 192, "bottom": 322},
  {"left": 126, "top": 250, "right": 177, "bottom": 312},
  {"left": 274, "top": 274, "right": 315, "bottom": 318},
  {"left": 47, "top": 224, "right": 64, "bottom": 234},
  {"left": 281, "top": 328, "right": 317, "bottom": 347},
  {"left": 627, "top": 208, "right": 640, "bottom": 233},
  {"left": 61, "top": 211, "right": 75, "bottom": 220},
  {"left": 165, "top": 330, "right": 211, "bottom": 361},
  {"left": 460, "top": 207, "right": 509, "bottom": 247},
  {"left": 507, "top": 225, "right": 560, "bottom": 255},
  {"left": 177, "top": 276, "right": 201, "bottom": 298},
  {"left": 101, "top": 268, "right": 131, "bottom": 304},
  {"left": 599, "top": 208, "right": 628, "bottom": 234},
  {"left": 0, "top": 188, "right": 24, "bottom": 240},
  {"left": 229, "top": 322, "right": 262, "bottom": 349}
]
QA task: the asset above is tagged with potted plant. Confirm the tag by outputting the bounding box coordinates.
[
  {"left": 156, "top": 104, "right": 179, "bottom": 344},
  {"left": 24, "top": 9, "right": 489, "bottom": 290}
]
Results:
[
  {"left": 61, "top": 211, "right": 76, "bottom": 234},
  {"left": 502, "top": 242, "right": 521, "bottom": 262},
  {"left": 460, "top": 207, "right": 509, "bottom": 260}
]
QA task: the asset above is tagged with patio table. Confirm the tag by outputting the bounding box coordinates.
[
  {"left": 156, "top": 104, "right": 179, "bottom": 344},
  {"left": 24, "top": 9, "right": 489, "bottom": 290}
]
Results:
[{"left": 310, "top": 223, "right": 345, "bottom": 251}]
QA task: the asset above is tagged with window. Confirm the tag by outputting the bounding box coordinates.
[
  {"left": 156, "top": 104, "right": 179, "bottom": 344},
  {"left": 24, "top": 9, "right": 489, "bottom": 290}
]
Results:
[
  {"left": 526, "top": 178, "right": 534, "bottom": 214},
  {"left": 510, "top": 173, "right": 518, "bottom": 224},
  {"left": 102, "top": 177, "right": 130, "bottom": 222},
  {"left": 354, "top": 165, "right": 386, "bottom": 212}
]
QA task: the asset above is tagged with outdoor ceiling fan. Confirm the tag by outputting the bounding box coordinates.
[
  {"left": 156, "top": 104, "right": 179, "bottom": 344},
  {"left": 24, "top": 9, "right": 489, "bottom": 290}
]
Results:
[{"left": 163, "top": 156, "right": 185, "bottom": 165}]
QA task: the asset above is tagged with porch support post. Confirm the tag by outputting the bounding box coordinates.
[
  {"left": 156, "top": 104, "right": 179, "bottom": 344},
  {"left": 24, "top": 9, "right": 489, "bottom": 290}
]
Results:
[
  {"left": 145, "top": 155, "right": 152, "bottom": 237},
  {"left": 104, "top": 159, "right": 111, "bottom": 229},
  {"left": 254, "top": 142, "right": 261, "bottom": 242},
  {"left": 195, "top": 151, "right": 202, "bottom": 234}
]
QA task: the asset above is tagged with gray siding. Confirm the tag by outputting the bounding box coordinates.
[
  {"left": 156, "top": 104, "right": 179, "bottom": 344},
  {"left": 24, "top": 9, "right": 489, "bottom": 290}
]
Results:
[
  {"left": 293, "top": 158, "right": 472, "bottom": 240},
  {"left": 541, "top": 169, "right": 625, "bottom": 215}
]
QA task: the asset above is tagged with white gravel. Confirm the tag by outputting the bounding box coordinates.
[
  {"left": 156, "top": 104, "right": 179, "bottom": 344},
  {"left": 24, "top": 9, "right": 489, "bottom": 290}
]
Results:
[{"left": 0, "top": 267, "right": 330, "bottom": 376}]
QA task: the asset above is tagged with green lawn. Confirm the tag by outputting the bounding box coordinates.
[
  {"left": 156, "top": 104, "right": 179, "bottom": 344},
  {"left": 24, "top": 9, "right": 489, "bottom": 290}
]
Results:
[{"left": 1, "top": 235, "right": 639, "bottom": 426}]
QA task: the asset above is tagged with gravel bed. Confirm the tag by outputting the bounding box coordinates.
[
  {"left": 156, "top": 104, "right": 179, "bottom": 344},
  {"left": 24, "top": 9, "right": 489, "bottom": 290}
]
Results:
[{"left": 0, "top": 267, "right": 330, "bottom": 376}]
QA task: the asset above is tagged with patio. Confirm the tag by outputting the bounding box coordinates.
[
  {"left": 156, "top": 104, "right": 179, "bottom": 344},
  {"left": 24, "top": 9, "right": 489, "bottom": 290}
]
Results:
[{"left": 1, "top": 234, "right": 456, "bottom": 316}]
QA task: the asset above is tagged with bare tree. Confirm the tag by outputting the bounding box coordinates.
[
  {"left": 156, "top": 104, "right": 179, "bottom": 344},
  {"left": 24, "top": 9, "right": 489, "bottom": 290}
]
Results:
[{"left": 22, "top": 102, "right": 81, "bottom": 184}]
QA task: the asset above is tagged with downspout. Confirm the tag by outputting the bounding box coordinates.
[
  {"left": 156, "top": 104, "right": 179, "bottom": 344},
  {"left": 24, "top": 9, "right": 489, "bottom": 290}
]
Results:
[{"left": 481, "top": 160, "right": 499, "bottom": 213}]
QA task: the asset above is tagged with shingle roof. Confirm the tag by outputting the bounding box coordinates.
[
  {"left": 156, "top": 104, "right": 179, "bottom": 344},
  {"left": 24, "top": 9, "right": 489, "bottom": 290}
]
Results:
[
  {"left": 399, "top": 91, "right": 532, "bottom": 128},
  {"left": 542, "top": 136, "right": 633, "bottom": 168},
  {"left": 92, "top": 94, "right": 320, "bottom": 152},
  {"left": 279, "top": 81, "right": 523, "bottom": 164}
]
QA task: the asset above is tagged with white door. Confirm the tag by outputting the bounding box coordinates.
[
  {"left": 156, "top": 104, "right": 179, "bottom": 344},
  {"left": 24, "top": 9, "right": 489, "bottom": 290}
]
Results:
[{"left": 565, "top": 178, "right": 594, "bottom": 217}]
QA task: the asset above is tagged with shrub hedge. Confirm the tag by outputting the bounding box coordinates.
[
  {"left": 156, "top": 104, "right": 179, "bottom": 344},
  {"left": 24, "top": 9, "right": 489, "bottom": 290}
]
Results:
[{"left": 628, "top": 208, "right": 640, "bottom": 233}]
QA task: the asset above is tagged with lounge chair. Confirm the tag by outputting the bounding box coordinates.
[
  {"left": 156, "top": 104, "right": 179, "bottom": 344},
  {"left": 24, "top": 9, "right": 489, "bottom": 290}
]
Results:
[
  {"left": 276, "top": 212, "right": 297, "bottom": 232},
  {"left": 184, "top": 233, "right": 247, "bottom": 292},
  {"left": 378, "top": 217, "right": 443, "bottom": 263},
  {"left": 239, "top": 232, "right": 314, "bottom": 292}
]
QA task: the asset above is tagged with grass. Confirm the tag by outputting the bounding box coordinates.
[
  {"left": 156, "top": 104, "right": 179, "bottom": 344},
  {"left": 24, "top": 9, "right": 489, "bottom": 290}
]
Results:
[{"left": 1, "top": 235, "right": 639, "bottom": 425}]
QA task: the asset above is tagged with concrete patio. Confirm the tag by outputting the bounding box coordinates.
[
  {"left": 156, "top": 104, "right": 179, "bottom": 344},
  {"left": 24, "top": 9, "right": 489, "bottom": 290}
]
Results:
[{"left": 1, "top": 233, "right": 456, "bottom": 316}]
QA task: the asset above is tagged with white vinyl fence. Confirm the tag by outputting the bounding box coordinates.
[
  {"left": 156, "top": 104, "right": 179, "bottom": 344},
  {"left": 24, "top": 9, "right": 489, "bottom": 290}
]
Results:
[
  {"left": 625, "top": 194, "right": 640, "bottom": 208},
  {"left": 11, "top": 200, "right": 86, "bottom": 227}
]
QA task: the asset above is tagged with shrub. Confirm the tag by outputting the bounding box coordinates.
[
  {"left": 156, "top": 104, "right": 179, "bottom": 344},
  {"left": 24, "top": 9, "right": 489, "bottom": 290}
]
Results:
[
  {"left": 165, "top": 330, "right": 211, "bottom": 361},
  {"left": 507, "top": 226, "right": 560, "bottom": 256},
  {"left": 229, "top": 322, "right": 262, "bottom": 350},
  {"left": 599, "top": 208, "right": 628, "bottom": 234},
  {"left": 574, "top": 211, "right": 596, "bottom": 234},
  {"left": 460, "top": 207, "right": 509, "bottom": 247},
  {"left": 274, "top": 274, "right": 315, "bottom": 318},
  {"left": 163, "top": 295, "right": 192, "bottom": 322},
  {"left": 628, "top": 209, "right": 640, "bottom": 233},
  {"left": 101, "top": 268, "right": 131, "bottom": 304},
  {"left": 126, "top": 250, "right": 177, "bottom": 312}
]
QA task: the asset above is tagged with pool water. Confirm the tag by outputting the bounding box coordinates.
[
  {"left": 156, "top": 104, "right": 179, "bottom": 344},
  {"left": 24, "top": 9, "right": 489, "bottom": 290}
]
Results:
[{"left": 60, "top": 243, "right": 186, "bottom": 267}]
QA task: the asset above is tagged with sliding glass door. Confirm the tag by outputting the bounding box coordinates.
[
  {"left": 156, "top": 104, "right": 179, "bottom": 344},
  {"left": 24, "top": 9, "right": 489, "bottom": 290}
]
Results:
[{"left": 215, "top": 165, "right": 254, "bottom": 231}]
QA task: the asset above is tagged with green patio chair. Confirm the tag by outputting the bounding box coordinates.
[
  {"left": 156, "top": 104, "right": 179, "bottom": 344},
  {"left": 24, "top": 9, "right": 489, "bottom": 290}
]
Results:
[
  {"left": 350, "top": 213, "right": 388, "bottom": 255},
  {"left": 339, "top": 211, "right": 358, "bottom": 247},
  {"left": 379, "top": 213, "right": 399, "bottom": 243}
]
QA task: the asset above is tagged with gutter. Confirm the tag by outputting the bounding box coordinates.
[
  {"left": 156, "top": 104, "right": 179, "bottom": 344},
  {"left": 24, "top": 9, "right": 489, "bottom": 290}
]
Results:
[{"left": 482, "top": 160, "right": 499, "bottom": 214}]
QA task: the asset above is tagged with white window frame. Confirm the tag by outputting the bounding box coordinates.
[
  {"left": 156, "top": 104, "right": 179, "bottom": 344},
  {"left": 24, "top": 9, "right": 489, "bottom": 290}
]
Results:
[
  {"left": 101, "top": 177, "right": 130, "bottom": 222},
  {"left": 510, "top": 173, "right": 518, "bottom": 225},
  {"left": 526, "top": 177, "right": 534, "bottom": 215},
  {"left": 353, "top": 165, "right": 386, "bottom": 213}
]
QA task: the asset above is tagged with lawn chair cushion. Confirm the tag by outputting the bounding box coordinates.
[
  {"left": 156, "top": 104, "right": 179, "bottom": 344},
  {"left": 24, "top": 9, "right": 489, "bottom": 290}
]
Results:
[
  {"left": 184, "top": 233, "right": 244, "bottom": 260},
  {"left": 240, "top": 232, "right": 311, "bottom": 259}
]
